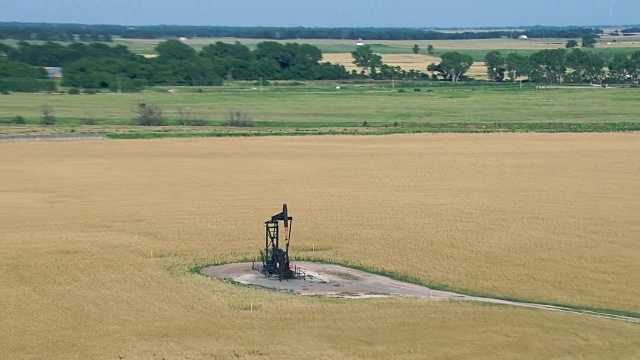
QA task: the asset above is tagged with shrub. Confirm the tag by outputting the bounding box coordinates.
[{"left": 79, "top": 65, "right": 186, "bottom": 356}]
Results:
[
  {"left": 134, "top": 103, "right": 166, "bottom": 126},
  {"left": 177, "top": 107, "right": 209, "bottom": 126},
  {"left": 2, "top": 90, "right": 10, "bottom": 95},
  {"left": 362, "top": 121, "right": 369, "bottom": 127},
  {"left": 41, "top": 105, "right": 56, "bottom": 125},
  {"left": 397, "top": 89, "right": 406, "bottom": 93},
  {"left": 413, "top": 88, "right": 422, "bottom": 92},
  {"left": 12, "top": 115, "right": 26, "bottom": 124},
  {"left": 68, "top": 88, "right": 81, "bottom": 95},
  {"left": 225, "top": 110, "right": 254, "bottom": 127},
  {"left": 85, "top": 89, "right": 97, "bottom": 95}
]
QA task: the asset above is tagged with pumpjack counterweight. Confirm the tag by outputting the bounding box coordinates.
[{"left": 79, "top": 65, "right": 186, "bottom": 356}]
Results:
[{"left": 256, "top": 204, "right": 305, "bottom": 280}]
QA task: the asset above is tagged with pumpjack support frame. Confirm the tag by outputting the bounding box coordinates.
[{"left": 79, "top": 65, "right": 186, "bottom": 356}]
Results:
[{"left": 257, "top": 204, "right": 305, "bottom": 280}]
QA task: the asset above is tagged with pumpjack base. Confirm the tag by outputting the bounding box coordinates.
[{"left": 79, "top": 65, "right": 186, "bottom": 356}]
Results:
[{"left": 252, "top": 261, "right": 306, "bottom": 281}]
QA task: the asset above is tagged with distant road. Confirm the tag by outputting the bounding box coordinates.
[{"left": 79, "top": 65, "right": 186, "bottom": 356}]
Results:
[{"left": 0, "top": 134, "right": 106, "bottom": 142}]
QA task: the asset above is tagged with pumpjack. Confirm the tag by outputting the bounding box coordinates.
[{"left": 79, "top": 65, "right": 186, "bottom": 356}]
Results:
[{"left": 257, "top": 204, "right": 304, "bottom": 280}]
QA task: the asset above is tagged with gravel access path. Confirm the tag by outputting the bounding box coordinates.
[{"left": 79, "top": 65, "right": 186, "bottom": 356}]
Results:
[{"left": 201, "top": 262, "right": 639, "bottom": 324}]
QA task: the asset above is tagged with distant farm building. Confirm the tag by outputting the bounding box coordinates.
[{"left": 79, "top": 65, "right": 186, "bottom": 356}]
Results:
[
  {"left": 45, "top": 67, "right": 63, "bottom": 78},
  {"left": 353, "top": 38, "right": 365, "bottom": 46},
  {"left": 518, "top": 35, "right": 529, "bottom": 39}
]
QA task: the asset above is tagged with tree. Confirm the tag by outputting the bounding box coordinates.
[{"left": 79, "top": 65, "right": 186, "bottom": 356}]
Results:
[
  {"left": 201, "top": 41, "right": 252, "bottom": 61},
  {"left": 412, "top": 44, "right": 420, "bottom": 54},
  {"left": 254, "top": 41, "right": 295, "bottom": 70},
  {"left": 41, "top": 105, "right": 56, "bottom": 125},
  {"left": 252, "top": 42, "right": 326, "bottom": 80},
  {"left": 155, "top": 40, "right": 197, "bottom": 61},
  {"left": 428, "top": 52, "right": 473, "bottom": 82},
  {"left": 529, "top": 49, "right": 567, "bottom": 83},
  {"left": 0, "top": 43, "right": 13, "bottom": 57},
  {"left": 427, "top": 44, "right": 435, "bottom": 55},
  {"left": 351, "top": 45, "right": 383, "bottom": 76},
  {"left": 566, "top": 49, "right": 605, "bottom": 84},
  {"left": 608, "top": 53, "right": 633, "bottom": 83},
  {"left": 608, "top": 51, "right": 640, "bottom": 84},
  {"left": 484, "top": 50, "right": 506, "bottom": 82},
  {"left": 377, "top": 64, "right": 402, "bottom": 80},
  {"left": 505, "top": 53, "right": 531, "bottom": 82},
  {"left": 289, "top": 43, "right": 323, "bottom": 64},
  {"left": 0, "top": 57, "right": 47, "bottom": 78},
  {"left": 631, "top": 51, "right": 640, "bottom": 84},
  {"left": 184, "top": 58, "right": 223, "bottom": 86},
  {"left": 582, "top": 34, "right": 598, "bottom": 48},
  {"left": 566, "top": 39, "right": 579, "bottom": 48}
]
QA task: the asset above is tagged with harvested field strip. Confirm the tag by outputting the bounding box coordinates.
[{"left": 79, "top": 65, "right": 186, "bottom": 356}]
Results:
[
  {"left": 322, "top": 53, "right": 489, "bottom": 79},
  {"left": 104, "top": 122, "right": 640, "bottom": 139}
]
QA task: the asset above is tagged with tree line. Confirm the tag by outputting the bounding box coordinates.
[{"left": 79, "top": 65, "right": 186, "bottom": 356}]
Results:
[
  {"left": 2, "top": 38, "right": 639, "bottom": 93},
  {"left": 0, "top": 40, "right": 357, "bottom": 91},
  {"left": 0, "top": 23, "right": 113, "bottom": 42},
  {"left": 0, "top": 22, "right": 604, "bottom": 41},
  {"left": 0, "top": 40, "right": 435, "bottom": 92},
  {"left": 482, "top": 49, "right": 640, "bottom": 84}
]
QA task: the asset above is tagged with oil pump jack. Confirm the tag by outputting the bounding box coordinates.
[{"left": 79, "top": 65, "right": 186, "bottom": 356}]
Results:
[{"left": 258, "top": 204, "right": 304, "bottom": 280}]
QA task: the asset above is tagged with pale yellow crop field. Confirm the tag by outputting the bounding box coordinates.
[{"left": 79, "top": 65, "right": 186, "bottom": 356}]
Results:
[
  {"left": 323, "top": 53, "right": 441, "bottom": 72},
  {"left": 323, "top": 53, "right": 443, "bottom": 72},
  {"left": 1, "top": 133, "right": 639, "bottom": 359},
  {"left": 323, "top": 53, "right": 488, "bottom": 79}
]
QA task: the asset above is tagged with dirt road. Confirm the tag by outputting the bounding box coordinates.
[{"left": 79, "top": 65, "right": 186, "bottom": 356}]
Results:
[{"left": 202, "top": 262, "right": 639, "bottom": 324}]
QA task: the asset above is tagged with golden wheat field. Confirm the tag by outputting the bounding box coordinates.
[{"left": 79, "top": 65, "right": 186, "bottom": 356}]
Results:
[
  {"left": 322, "top": 53, "right": 488, "bottom": 79},
  {"left": 1, "top": 133, "right": 639, "bottom": 359},
  {"left": 323, "top": 53, "right": 441, "bottom": 72}
]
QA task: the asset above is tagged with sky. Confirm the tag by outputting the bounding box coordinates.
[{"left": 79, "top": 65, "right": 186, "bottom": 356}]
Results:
[{"left": 2, "top": 0, "right": 639, "bottom": 28}]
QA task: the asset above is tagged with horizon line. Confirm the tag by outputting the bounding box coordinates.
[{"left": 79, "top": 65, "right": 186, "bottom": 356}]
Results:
[{"left": 1, "top": 21, "right": 639, "bottom": 30}]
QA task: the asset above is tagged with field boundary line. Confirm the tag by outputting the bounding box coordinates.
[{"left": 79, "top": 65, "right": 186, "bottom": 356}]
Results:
[{"left": 0, "top": 134, "right": 106, "bottom": 142}]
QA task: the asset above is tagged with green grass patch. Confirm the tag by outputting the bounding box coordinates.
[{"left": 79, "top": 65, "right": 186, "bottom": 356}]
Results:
[{"left": 2, "top": 86, "right": 639, "bottom": 126}]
